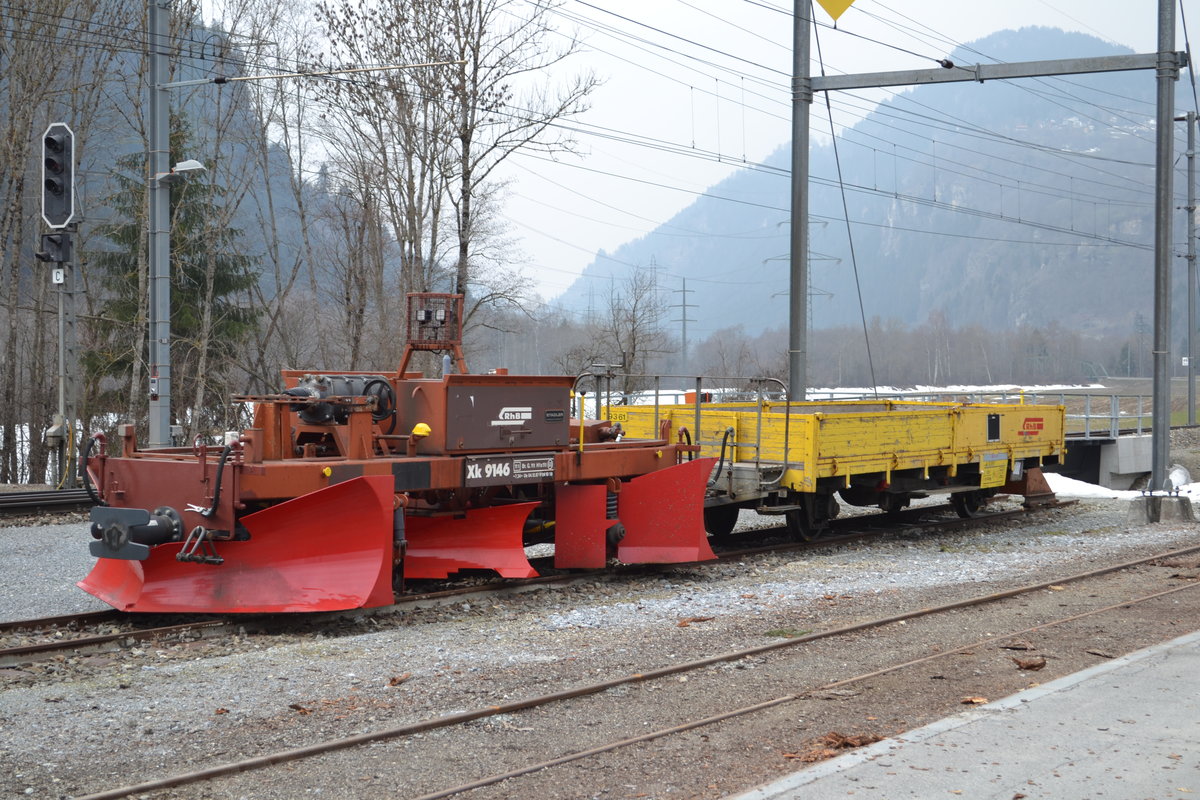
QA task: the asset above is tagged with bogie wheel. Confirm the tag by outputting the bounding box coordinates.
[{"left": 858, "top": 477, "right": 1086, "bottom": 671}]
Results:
[
  {"left": 703, "top": 504, "right": 740, "bottom": 537},
  {"left": 784, "top": 509, "right": 820, "bottom": 542},
  {"left": 879, "top": 492, "right": 911, "bottom": 518},
  {"left": 951, "top": 490, "right": 985, "bottom": 518},
  {"left": 784, "top": 493, "right": 836, "bottom": 542}
]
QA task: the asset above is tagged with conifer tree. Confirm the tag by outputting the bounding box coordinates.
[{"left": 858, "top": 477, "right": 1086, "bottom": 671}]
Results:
[{"left": 86, "top": 115, "right": 258, "bottom": 439}]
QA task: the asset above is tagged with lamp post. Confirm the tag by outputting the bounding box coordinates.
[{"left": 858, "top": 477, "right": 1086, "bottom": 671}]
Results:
[
  {"left": 148, "top": 0, "right": 204, "bottom": 448},
  {"left": 148, "top": 150, "right": 205, "bottom": 447},
  {"left": 148, "top": 0, "right": 171, "bottom": 448}
]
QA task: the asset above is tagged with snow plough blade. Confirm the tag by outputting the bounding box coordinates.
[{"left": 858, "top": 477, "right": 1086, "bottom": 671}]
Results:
[
  {"left": 553, "top": 483, "right": 611, "bottom": 569},
  {"left": 403, "top": 502, "right": 539, "bottom": 579},
  {"left": 78, "top": 476, "right": 396, "bottom": 613},
  {"left": 616, "top": 457, "right": 717, "bottom": 564}
]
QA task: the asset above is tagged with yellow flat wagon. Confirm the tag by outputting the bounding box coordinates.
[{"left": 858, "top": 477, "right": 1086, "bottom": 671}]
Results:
[{"left": 604, "top": 398, "right": 1065, "bottom": 538}]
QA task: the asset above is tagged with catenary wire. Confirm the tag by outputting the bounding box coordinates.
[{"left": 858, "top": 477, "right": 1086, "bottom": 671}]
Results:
[{"left": 814, "top": 15, "right": 879, "bottom": 395}]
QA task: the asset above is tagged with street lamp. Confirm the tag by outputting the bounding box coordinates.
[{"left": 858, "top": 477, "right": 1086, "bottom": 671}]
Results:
[
  {"left": 154, "top": 158, "right": 206, "bottom": 185},
  {"left": 148, "top": 150, "right": 206, "bottom": 448}
]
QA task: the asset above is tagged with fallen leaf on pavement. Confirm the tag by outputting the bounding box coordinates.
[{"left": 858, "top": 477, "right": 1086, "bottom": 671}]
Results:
[
  {"left": 962, "top": 696, "right": 988, "bottom": 705},
  {"left": 1012, "top": 656, "right": 1047, "bottom": 671},
  {"left": 783, "top": 731, "right": 884, "bottom": 762},
  {"left": 677, "top": 616, "right": 715, "bottom": 627}
]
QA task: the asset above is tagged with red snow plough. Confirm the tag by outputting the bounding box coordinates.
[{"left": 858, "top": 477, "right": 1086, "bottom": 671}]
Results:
[{"left": 80, "top": 294, "right": 714, "bottom": 613}]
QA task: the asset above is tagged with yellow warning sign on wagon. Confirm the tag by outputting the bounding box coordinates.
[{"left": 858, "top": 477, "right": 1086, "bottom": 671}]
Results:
[{"left": 980, "top": 453, "right": 1009, "bottom": 488}]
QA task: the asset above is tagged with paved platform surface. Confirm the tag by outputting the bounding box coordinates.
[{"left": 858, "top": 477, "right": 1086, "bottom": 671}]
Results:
[{"left": 729, "top": 629, "right": 1200, "bottom": 800}]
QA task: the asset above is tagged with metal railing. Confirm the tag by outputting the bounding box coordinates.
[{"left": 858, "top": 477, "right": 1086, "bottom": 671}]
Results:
[
  {"left": 804, "top": 389, "right": 1153, "bottom": 440},
  {"left": 582, "top": 371, "right": 787, "bottom": 456},
  {"left": 585, "top": 373, "right": 794, "bottom": 492},
  {"left": 590, "top": 379, "right": 1156, "bottom": 442}
]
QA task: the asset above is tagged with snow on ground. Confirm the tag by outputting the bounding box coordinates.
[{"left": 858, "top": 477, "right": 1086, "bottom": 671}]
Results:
[
  {"left": 1045, "top": 466, "right": 1200, "bottom": 500},
  {"left": 1045, "top": 471, "right": 1140, "bottom": 500},
  {"left": 807, "top": 383, "right": 1104, "bottom": 400}
]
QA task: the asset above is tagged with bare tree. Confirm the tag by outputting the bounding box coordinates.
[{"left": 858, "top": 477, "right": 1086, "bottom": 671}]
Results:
[
  {"left": 309, "top": 0, "right": 455, "bottom": 299},
  {"left": 598, "top": 268, "right": 672, "bottom": 394},
  {"left": 694, "top": 326, "right": 757, "bottom": 378},
  {"left": 0, "top": 0, "right": 129, "bottom": 482},
  {"left": 210, "top": 0, "right": 327, "bottom": 389},
  {"left": 309, "top": 0, "right": 595, "bottom": 335},
  {"left": 0, "top": 1, "right": 69, "bottom": 481},
  {"left": 309, "top": 169, "right": 394, "bottom": 370},
  {"left": 438, "top": 0, "right": 597, "bottom": 306}
]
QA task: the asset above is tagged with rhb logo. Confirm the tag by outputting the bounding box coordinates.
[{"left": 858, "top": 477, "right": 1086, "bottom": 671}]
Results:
[
  {"left": 1020, "top": 417, "right": 1044, "bottom": 436},
  {"left": 491, "top": 406, "right": 532, "bottom": 426}
]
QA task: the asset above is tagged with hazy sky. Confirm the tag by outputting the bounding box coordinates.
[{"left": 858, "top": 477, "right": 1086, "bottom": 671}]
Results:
[{"left": 497, "top": 0, "right": 1197, "bottom": 302}]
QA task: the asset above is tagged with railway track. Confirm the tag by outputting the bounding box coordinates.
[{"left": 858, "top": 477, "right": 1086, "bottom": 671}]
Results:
[
  {"left": 66, "top": 537, "right": 1200, "bottom": 800},
  {"left": 0, "top": 487, "right": 91, "bottom": 516},
  {"left": 0, "top": 499, "right": 1067, "bottom": 666}
]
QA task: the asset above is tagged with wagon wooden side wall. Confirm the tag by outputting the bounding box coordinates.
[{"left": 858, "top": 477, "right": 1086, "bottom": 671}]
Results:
[{"left": 603, "top": 400, "right": 1065, "bottom": 495}]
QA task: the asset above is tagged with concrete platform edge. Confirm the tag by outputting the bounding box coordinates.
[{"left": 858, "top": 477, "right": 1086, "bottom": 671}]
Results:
[{"left": 725, "top": 627, "right": 1200, "bottom": 800}]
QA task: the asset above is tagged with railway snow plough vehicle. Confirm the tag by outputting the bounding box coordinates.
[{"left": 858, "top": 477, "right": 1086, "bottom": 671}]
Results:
[{"left": 79, "top": 294, "right": 1065, "bottom": 614}]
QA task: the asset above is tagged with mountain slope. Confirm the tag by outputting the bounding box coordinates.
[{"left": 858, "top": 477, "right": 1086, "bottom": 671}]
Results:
[{"left": 557, "top": 28, "right": 1169, "bottom": 341}]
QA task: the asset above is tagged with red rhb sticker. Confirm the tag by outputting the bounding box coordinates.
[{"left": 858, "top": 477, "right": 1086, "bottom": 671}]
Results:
[{"left": 1019, "top": 417, "right": 1044, "bottom": 436}]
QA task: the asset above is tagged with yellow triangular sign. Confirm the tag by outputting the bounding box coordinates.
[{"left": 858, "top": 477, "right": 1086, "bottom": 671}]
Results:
[{"left": 815, "top": 0, "right": 856, "bottom": 21}]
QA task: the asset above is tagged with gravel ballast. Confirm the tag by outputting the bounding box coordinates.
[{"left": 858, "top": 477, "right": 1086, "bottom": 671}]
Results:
[
  {"left": 0, "top": 513, "right": 108, "bottom": 620},
  {"left": 2, "top": 487, "right": 1199, "bottom": 798}
]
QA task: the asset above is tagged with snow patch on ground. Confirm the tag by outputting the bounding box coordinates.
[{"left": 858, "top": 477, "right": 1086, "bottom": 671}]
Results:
[{"left": 1045, "top": 472, "right": 1140, "bottom": 500}]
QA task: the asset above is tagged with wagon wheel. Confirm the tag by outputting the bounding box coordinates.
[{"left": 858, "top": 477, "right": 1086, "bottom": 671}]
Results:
[
  {"left": 784, "top": 508, "right": 821, "bottom": 541},
  {"left": 784, "top": 493, "right": 835, "bottom": 542},
  {"left": 950, "top": 490, "right": 985, "bottom": 518},
  {"left": 703, "top": 504, "right": 740, "bottom": 537},
  {"left": 879, "top": 492, "right": 911, "bottom": 519}
]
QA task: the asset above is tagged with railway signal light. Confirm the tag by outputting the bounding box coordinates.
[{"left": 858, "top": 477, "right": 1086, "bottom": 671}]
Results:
[
  {"left": 42, "top": 123, "right": 75, "bottom": 229},
  {"left": 35, "top": 232, "right": 72, "bottom": 264}
]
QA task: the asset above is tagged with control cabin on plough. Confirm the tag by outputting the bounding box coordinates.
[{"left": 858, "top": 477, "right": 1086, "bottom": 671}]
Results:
[
  {"left": 82, "top": 294, "right": 715, "bottom": 614},
  {"left": 604, "top": 388, "right": 1065, "bottom": 539}
]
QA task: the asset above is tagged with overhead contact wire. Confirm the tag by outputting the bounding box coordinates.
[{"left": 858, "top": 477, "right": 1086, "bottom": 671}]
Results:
[{"left": 813, "top": 20, "right": 878, "bottom": 396}]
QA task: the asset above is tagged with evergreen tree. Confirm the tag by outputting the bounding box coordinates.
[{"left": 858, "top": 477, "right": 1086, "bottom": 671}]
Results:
[{"left": 86, "top": 115, "right": 259, "bottom": 439}]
